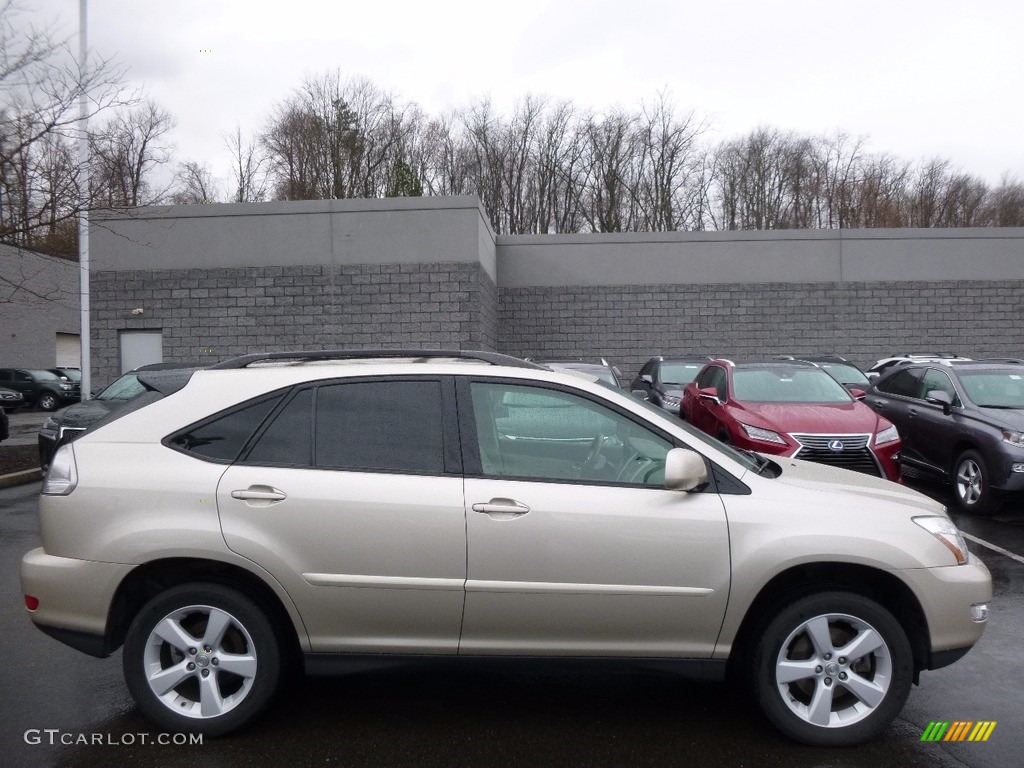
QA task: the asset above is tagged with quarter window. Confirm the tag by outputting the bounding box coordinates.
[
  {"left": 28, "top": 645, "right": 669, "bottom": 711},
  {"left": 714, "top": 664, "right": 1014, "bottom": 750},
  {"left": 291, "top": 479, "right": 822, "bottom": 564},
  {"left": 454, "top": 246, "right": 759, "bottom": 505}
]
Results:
[
  {"left": 170, "top": 395, "right": 282, "bottom": 462},
  {"left": 876, "top": 368, "right": 923, "bottom": 399}
]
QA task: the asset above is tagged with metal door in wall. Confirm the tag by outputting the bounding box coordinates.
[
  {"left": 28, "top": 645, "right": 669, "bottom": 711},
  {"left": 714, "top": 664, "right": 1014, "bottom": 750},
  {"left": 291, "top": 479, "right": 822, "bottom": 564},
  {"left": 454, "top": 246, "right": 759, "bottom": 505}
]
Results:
[
  {"left": 118, "top": 330, "right": 163, "bottom": 373},
  {"left": 55, "top": 333, "right": 80, "bottom": 367}
]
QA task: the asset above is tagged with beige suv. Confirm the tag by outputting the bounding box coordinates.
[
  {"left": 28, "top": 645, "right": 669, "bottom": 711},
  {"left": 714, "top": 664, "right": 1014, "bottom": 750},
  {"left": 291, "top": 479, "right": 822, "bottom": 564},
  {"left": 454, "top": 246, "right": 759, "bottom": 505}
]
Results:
[{"left": 21, "top": 351, "right": 991, "bottom": 746}]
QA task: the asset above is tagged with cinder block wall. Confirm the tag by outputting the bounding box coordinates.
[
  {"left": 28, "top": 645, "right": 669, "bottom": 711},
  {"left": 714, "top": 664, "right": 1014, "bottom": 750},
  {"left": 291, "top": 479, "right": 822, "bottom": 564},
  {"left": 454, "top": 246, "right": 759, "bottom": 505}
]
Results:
[
  {"left": 90, "top": 262, "right": 495, "bottom": 384},
  {"left": 498, "top": 280, "right": 1024, "bottom": 379}
]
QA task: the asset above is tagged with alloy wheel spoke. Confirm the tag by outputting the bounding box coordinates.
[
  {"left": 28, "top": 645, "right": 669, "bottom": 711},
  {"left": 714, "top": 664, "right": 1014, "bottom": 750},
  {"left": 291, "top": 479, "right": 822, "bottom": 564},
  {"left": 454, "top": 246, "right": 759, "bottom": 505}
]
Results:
[
  {"left": 199, "top": 672, "right": 226, "bottom": 717},
  {"left": 804, "top": 616, "right": 835, "bottom": 658},
  {"left": 841, "top": 670, "right": 887, "bottom": 708},
  {"left": 148, "top": 659, "right": 193, "bottom": 696},
  {"left": 202, "top": 608, "right": 232, "bottom": 649},
  {"left": 153, "top": 617, "right": 197, "bottom": 654},
  {"left": 836, "top": 628, "right": 884, "bottom": 662},
  {"left": 806, "top": 680, "right": 835, "bottom": 725},
  {"left": 216, "top": 652, "right": 257, "bottom": 679},
  {"left": 777, "top": 658, "right": 819, "bottom": 684}
]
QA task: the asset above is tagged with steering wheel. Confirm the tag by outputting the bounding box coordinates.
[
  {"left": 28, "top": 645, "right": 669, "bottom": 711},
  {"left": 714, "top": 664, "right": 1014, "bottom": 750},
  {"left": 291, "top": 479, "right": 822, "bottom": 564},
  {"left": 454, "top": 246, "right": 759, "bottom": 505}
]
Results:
[{"left": 578, "top": 433, "right": 608, "bottom": 477}]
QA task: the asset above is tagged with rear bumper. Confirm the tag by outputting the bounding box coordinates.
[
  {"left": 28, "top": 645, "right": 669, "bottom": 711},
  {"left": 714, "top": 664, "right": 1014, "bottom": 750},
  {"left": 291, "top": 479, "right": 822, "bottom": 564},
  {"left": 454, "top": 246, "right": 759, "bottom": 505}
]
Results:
[{"left": 20, "top": 547, "right": 132, "bottom": 658}]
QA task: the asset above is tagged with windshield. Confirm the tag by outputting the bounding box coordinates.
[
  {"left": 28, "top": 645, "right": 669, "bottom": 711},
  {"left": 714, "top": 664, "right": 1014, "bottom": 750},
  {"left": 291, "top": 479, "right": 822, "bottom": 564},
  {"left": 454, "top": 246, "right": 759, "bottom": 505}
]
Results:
[
  {"left": 960, "top": 372, "right": 1024, "bottom": 408},
  {"left": 733, "top": 367, "right": 852, "bottom": 403},
  {"left": 29, "top": 370, "right": 61, "bottom": 381},
  {"left": 96, "top": 373, "right": 146, "bottom": 400},
  {"left": 660, "top": 363, "right": 705, "bottom": 386},
  {"left": 55, "top": 369, "right": 82, "bottom": 382},
  {"left": 818, "top": 363, "right": 869, "bottom": 387},
  {"left": 602, "top": 382, "right": 766, "bottom": 474}
]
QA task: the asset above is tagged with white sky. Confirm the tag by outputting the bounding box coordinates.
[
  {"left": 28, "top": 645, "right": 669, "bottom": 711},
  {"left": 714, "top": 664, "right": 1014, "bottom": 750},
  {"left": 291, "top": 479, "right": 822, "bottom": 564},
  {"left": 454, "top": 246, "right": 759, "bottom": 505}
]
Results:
[{"left": 35, "top": 0, "right": 1024, "bottom": 188}]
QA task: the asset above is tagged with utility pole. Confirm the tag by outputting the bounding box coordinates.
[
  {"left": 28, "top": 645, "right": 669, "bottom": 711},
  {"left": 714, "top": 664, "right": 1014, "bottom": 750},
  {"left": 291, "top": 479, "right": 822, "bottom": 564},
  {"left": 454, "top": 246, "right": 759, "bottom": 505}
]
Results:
[{"left": 78, "top": 0, "right": 91, "bottom": 400}]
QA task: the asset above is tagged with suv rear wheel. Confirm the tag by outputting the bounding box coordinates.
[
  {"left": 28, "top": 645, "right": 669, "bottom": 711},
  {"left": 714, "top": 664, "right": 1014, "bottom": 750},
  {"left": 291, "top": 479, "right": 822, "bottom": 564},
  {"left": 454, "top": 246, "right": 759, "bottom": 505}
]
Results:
[
  {"left": 123, "top": 583, "right": 282, "bottom": 736},
  {"left": 751, "top": 592, "right": 913, "bottom": 746}
]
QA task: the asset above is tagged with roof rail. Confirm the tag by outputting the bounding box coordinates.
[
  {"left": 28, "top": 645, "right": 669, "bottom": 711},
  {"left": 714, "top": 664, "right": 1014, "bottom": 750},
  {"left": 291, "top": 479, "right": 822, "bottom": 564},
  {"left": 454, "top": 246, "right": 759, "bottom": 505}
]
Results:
[{"left": 209, "top": 349, "right": 546, "bottom": 370}]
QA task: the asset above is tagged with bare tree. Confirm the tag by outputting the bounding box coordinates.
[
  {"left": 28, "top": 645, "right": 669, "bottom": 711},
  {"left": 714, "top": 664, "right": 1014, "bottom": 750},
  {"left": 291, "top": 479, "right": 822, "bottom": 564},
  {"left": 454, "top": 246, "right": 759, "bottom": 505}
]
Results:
[
  {"left": 90, "top": 99, "right": 175, "bottom": 207},
  {"left": 224, "top": 124, "right": 267, "bottom": 202},
  {"left": 171, "top": 160, "right": 219, "bottom": 205}
]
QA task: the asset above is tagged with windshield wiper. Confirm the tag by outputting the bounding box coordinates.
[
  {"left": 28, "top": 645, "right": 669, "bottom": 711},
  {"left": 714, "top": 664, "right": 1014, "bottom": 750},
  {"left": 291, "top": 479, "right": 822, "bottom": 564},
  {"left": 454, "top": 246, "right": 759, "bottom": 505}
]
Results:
[{"left": 977, "top": 404, "right": 1023, "bottom": 409}]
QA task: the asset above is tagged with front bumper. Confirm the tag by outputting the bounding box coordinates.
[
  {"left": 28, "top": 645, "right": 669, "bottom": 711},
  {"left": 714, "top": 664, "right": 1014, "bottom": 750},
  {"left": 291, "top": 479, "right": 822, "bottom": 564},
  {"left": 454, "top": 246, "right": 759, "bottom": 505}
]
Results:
[
  {"left": 898, "top": 555, "right": 991, "bottom": 667},
  {"left": 20, "top": 547, "right": 133, "bottom": 658}
]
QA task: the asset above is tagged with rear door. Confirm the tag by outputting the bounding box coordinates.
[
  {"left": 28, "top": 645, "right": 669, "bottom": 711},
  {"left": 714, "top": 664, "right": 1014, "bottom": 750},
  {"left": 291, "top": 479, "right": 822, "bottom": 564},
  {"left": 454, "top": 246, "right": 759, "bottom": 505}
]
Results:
[
  {"left": 457, "top": 377, "right": 730, "bottom": 658},
  {"left": 868, "top": 367, "right": 927, "bottom": 467},
  {"left": 216, "top": 377, "right": 467, "bottom": 654}
]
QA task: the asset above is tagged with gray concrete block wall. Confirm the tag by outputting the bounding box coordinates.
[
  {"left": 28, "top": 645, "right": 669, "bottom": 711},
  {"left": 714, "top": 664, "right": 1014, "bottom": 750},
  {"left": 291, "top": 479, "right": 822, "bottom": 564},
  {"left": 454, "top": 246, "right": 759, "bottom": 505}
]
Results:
[
  {"left": 498, "top": 280, "right": 1024, "bottom": 379},
  {"left": 90, "top": 261, "right": 497, "bottom": 385}
]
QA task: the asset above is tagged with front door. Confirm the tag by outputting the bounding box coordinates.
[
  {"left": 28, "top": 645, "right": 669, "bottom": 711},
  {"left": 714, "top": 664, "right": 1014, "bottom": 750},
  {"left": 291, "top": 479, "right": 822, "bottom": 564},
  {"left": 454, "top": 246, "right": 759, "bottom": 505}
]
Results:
[{"left": 458, "top": 379, "right": 731, "bottom": 657}]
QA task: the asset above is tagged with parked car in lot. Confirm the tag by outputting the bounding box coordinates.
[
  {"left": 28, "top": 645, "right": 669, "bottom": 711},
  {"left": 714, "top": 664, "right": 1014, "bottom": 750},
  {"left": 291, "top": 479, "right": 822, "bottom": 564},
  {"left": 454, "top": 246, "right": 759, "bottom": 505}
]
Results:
[
  {"left": 22, "top": 350, "right": 990, "bottom": 746},
  {"left": 1, "top": 386, "right": 27, "bottom": 411},
  {"left": 0, "top": 368, "right": 80, "bottom": 410},
  {"left": 682, "top": 360, "right": 902, "bottom": 481},
  {"left": 867, "top": 354, "right": 970, "bottom": 380},
  {"left": 526, "top": 357, "right": 625, "bottom": 388},
  {"left": 632, "top": 356, "right": 712, "bottom": 412},
  {"left": 866, "top": 359, "right": 1024, "bottom": 513},
  {"left": 38, "top": 363, "right": 198, "bottom": 469},
  {"left": 777, "top": 355, "right": 872, "bottom": 393}
]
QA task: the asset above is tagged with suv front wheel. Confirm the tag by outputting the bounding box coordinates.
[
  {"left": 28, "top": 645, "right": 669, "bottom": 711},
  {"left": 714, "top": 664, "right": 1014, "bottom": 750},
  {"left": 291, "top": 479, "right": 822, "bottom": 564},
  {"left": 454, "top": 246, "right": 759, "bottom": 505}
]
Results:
[
  {"left": 953, "top": 450, "right": 996, "bottom": 514},
  {"left": 751, "top": 592, "right": 913, "bottom": 746},
  {"left": 123, "top": 583, "right": 282, "bottom": 736}
]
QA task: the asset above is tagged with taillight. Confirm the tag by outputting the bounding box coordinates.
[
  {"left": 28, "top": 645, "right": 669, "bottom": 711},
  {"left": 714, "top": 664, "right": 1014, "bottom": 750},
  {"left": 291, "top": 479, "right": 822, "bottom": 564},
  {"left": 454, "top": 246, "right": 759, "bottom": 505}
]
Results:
[{"left": 25, "top": 595, "right": 39, "bottom": 611}]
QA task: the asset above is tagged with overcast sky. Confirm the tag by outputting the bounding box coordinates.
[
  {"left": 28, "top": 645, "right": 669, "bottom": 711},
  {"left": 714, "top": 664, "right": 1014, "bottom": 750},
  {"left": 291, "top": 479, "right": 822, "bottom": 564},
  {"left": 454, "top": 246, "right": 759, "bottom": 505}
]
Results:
[{"left": 36, "top": 0, "right": 1024, "bottom": 188}]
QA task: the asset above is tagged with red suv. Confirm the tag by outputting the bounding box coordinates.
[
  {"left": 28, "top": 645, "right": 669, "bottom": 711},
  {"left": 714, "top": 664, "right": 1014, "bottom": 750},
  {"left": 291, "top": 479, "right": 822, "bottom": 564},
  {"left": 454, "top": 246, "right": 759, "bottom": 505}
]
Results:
[{"left": 682, "top": 360, "right": 901, "bottom": 481}]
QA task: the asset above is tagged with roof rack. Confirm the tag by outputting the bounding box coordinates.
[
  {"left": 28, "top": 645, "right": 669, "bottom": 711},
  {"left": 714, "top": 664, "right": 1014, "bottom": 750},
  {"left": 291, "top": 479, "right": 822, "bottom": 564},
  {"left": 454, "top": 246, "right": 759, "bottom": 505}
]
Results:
[{"left": 209, "top": 349, "right": 546, "bottom": 370}]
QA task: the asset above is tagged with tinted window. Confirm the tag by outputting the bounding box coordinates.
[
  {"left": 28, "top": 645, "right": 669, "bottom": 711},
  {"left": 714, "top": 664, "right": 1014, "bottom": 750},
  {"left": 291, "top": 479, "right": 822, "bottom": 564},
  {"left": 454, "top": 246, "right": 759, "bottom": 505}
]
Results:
[
  {"left": 316, "top": 381, "right": 444, "bottom": 473},
  {"left": 660, "top": 363, "right": 705, "bottom": 385},
  {"left": 171, "top": 395, "right": 282, "bottom": 461},
  {"left": 960, "top": 372, "right": 1024, "bottom": 408},
  {"left": 471, "top": 382, "right": 672, "bottom": 485},
  {"left": 877, "top": 368, "right": 923, "bottom": 398},
  {"left": 246, "top": 389, "right": 313, "bottom": 466}
]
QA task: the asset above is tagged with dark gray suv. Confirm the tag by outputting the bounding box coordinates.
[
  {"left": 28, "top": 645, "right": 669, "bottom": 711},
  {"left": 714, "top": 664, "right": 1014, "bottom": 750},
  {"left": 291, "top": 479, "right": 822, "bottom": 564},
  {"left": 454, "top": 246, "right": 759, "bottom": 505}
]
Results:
[
  {"left": 0, "top": 368, "right": 80, "bottom": 411},
  {"left": 866, "top": 360, "right": 1024, "bottom": 512}
]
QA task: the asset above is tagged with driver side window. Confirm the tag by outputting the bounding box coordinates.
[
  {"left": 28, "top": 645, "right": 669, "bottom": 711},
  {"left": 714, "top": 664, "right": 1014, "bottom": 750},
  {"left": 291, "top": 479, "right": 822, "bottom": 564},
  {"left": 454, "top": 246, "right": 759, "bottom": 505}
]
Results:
[{"left": 469, "top": 382, "right": 672, "bottom": 486}]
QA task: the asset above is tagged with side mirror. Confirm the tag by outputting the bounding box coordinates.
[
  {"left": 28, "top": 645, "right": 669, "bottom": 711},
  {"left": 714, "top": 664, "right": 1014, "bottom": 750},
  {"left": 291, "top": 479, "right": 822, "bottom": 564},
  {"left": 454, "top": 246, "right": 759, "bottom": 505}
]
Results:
[
  {"left": 640, "top": 374, "right": 653, "bottom": 385},
  {"left": 866, "top": 371, "right": 880, "bottom": 380},
  {"left": 925, "top": 389, "right": 953, "bottom": 416},
  {"left": 631, "top": 389, "right": 649, "bottom": 401},
  {"left": 664, "top": 448, "right": 709, "bottom": 492},
  {"left": 849, "top": 387, "right": 867, "bottom": 400},
  {"left": 612, "top": 366, "right": 623, "bottom": 379},
  {"left": 697, "top": 386, "right": 721, "bottom": 405}
]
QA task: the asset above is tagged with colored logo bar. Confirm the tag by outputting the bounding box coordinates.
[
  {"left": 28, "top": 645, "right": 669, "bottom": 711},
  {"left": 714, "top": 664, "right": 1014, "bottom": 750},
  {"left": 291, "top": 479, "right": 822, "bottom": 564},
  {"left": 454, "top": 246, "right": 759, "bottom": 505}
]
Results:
[{"left": 921, "top": 721, "right": 996, "bottom": 742}]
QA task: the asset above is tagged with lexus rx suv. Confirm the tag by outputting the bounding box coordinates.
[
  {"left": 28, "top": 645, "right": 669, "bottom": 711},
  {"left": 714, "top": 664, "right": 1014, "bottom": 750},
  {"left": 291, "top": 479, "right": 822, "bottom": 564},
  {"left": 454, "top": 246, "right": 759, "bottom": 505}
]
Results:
[
  {"left": 682, "top": 360, "right": 902, "bottom": 481},
  {"left": 866, "top": 359, "right": 1024, "bottom": 513},
  {"left": 22, "top": 350, "right": 990, "bottom": 746}
]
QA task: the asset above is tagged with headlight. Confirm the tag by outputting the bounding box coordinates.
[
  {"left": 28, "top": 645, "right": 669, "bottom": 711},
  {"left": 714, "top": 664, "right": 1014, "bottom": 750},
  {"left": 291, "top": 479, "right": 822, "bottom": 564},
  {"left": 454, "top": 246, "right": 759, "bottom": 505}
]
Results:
[
  {"left": 42, "top": 444, "right": 78, "bottom": 496},
  {"left": 1002, "top": 430, "right": 1024, "bottom": 448},
  {"left": 913, "top": 516, "right": 968, "bottom": 565},
  {"left": 59, "top": 383, "right": 73, "bottom": 390},
  {"left": 740, "top": 423, "right": 787, "bottom": 445},
  {"left": 875, "top": 424, "right": 899, "bottom": 444}
]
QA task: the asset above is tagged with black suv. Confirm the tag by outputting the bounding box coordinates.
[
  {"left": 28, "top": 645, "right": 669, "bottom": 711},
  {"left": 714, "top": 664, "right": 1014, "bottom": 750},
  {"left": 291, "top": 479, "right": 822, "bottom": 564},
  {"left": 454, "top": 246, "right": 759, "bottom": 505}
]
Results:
[
  {"left": 632, "top": 356, "right": 712, "bottom": 413},
  {"left": 866, "top": 359, "right": 1024, "bottom": 512},
  {"left": 0, "top": 368, "right": 80, "bottom": 411}
]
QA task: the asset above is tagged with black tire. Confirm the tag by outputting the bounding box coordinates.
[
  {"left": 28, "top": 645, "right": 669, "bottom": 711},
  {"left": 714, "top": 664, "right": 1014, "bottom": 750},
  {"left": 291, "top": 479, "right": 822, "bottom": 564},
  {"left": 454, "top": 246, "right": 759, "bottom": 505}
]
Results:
[
  {"left": 953, "top": 449, "right": 996, "bottom": 514},
  {"left": 751, "top": 591, "right": 913, "bottom": 747},
  {"left": 123, "top": 583, "right": 283, "bottom": 737},
  {"left": 37, "top": 392, "right": 59, "bottom": 411}
]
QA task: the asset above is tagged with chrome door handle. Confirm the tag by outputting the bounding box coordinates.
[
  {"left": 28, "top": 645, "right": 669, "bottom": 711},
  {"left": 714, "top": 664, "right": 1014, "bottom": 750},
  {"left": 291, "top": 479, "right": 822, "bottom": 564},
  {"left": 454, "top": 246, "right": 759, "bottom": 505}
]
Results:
[
  {"left": 472, "top": 498, "right": 530, "bottom": 518},
  {"left": 231, "top": 486, "right": 287, "bottom": 503}
]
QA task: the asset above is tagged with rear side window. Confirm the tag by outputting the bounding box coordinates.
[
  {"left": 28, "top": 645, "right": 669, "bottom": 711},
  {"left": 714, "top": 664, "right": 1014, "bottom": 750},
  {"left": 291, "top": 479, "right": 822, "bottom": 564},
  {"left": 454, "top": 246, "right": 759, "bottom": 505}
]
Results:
[
  {"left": 877, "top": 368, "right": 923, "bottom": 398},
  {"left": 169, "top": 395, "right": 282, "bottom": 461},
  {"left": 315, "top": 381, "right": 444, "bottom": 473}
]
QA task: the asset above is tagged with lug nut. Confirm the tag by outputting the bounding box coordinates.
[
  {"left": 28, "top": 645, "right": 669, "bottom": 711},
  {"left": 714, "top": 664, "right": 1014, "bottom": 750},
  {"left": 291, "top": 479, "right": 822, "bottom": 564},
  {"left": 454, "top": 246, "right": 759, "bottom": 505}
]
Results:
[
  {"left": 824, "top": 653, "right": 832, "bottom": 660},
  {"left": 201, "top": 669, "right": 210, "bottom": 678},
  {"left": 187, "top": 662, "right": 195, "bottom": 671},
  {"left": 815, "top": 665, "right": 823, "bottom": 673},
  {"left": 211, "top": 658, "right": 219, "bottom": 666},
  {"left": 824, "top": 677, "right": 832, "bottom": 686},
  {"left": 838, "top": 657, "right": 846, "bottom": 664},
  {"left": 839, "top": 672, "right": 847, "bottom": 680},
  {"left": 188, "top": 648, "right": 197, "bottom": 655}
]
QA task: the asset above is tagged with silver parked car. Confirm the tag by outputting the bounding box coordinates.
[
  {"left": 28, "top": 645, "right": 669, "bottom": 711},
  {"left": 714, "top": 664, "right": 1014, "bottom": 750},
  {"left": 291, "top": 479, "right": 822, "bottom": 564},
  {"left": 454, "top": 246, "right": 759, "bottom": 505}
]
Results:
[{"left": 21, "top": 350, "right": 991, "bottom": 745}]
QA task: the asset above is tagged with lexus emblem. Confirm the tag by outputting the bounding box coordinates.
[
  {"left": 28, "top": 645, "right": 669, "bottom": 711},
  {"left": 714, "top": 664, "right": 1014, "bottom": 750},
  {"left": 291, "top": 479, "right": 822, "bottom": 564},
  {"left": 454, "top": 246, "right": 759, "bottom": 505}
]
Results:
[{"left": 828, "top": 439, "right": 845, "bottom": 453}]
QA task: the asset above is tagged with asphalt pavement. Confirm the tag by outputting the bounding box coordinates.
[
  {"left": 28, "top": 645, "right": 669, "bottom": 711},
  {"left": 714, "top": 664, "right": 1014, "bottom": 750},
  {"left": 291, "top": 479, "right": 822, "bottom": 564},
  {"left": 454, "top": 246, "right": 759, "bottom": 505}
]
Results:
[{"left": 1, "top": 479, "right": 1021, "bottom": 768}]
